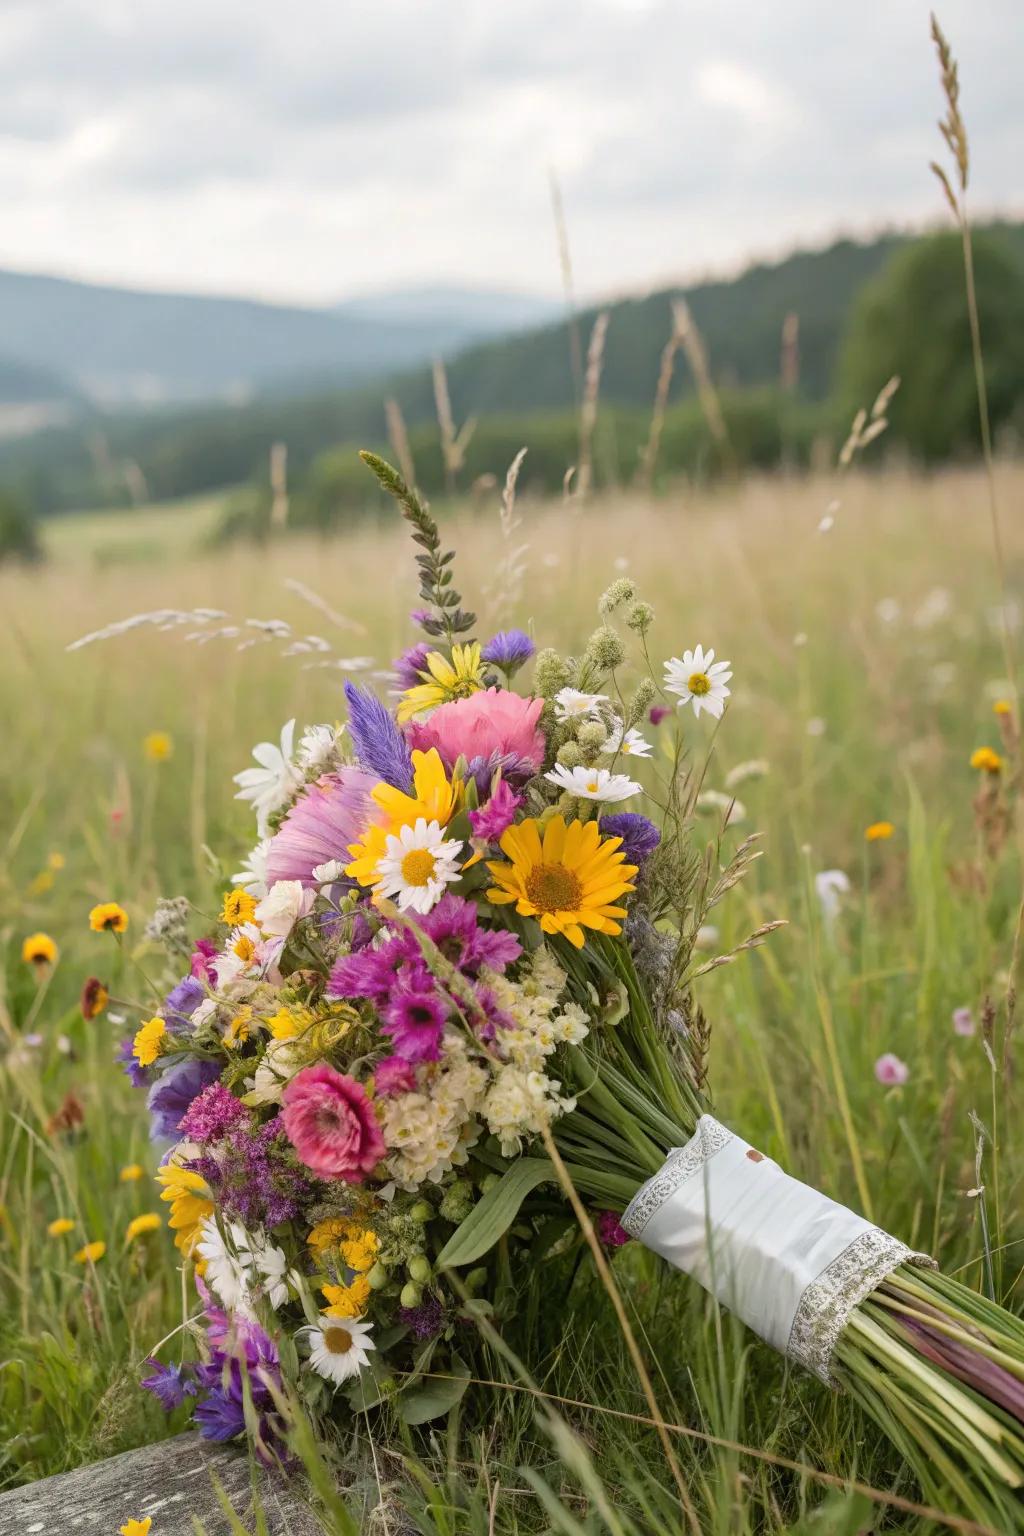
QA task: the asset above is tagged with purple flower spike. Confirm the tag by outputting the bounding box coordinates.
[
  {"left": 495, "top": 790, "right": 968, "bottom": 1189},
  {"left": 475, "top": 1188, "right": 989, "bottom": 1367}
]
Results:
[
  {"left": 344, "top": 683, "right": 413, "bottom": 791},
  {"left": 481, "top": 629, "right": 535, "bottom": 673},
  {"left": 178, "top": 1081, "right": 247, "bottom": 1143},
  {"left": 393, "top": 641, "right": 433, "bottom": 691}
]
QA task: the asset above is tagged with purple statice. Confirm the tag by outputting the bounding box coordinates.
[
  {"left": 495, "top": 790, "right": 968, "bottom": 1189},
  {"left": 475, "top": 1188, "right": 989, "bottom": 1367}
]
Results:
[
  {"left": 117, "top": 1034, "right": 152, "bottom": 1089},
  {"left": 469, "top": 779, "right": 522, "bottom": 843},
  {"left": 343, "top": 682, "right": 413, "bottom": 791},
  {"left": 373, "top": 1055, "right": 418, "bottom": 1096},
  {"left": 213, "top": 1120, "right": 315, "bottom": 1228},
  {"left": 178, "top": 1081, "right": 247, "bottom": 1143},
  {"left": 481, "top": 629, "right": 535, "bottom": 674},
  {"left": 163, "top": 975, "right": 205, "bottom": 1034},
  {"left": 141, "top": 1357, "right": 195, "bottom": 1411},
  {"left": 147, "top": 1055, "right": 221, "bottom": 1141},
  {"left": 398, "top": 1295, "right": 445, "bottom": 1340},
  {"left": 393, "top": 640, "right": 433, "bottom": 691},
  {"left": 381, "top": 986, "right": 448, "bottom": 1062},
  {"left": 600, "top": 811, "right": 661, "bottom": 863},
  {"left": 190, "top": 937, "right": 218, "bottom": 982},
  {"left": 597, "top": 1211, "right": 632, "bottom": 1248}
]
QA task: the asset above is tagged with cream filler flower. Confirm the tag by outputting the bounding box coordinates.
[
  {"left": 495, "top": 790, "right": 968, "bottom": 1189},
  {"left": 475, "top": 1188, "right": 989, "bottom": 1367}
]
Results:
[
  {"left": 553, "top": 687, "right": 608, "bottom": 722},
  {"left": 301, "top": 1314, "right": 375, "bottom": 1385},
  {"left": 603, "top": 725, "right": 653, "bottom": 758},
  {"left": 233, "top": 720, "right": 304, "bottom": 835},
  {"left": 374, "top": 818, "right": 464, "bottom": 913},
  {"left": 544, "top": 764, "right": 642, "bottom": 802},
  {"left": 663, "top": 646, "right": 732, "bottom": 719}
]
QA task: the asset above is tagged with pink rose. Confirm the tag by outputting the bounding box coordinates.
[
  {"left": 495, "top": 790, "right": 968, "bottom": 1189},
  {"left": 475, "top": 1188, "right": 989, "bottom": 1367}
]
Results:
[{"left": 280, "top": 1062, "right": 385, "bottom": 1181}]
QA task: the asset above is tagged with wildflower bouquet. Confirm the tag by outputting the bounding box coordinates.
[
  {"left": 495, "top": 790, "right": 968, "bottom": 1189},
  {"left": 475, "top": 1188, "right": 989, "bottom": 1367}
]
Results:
[{"left": 124, "top": 453, "right": 1024, "bottom": 1526}]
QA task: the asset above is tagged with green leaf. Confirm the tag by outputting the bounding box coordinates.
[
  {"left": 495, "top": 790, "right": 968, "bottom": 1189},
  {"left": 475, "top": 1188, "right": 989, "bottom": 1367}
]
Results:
[
  {"left": 437, "top": 1158, "right": 555, "bottom": 1268},
  {"left": 397, "top": 1354, "right": 470, "bottom": 1425}
]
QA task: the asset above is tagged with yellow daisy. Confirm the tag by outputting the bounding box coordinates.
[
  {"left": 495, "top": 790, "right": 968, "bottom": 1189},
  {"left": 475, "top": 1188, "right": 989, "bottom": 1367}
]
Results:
[
  {"left": 120, "top": 1163, "right": 144, "bottom": 1182},
  {"left": 322, "top": 1274, "right": 372, "bottom": 1318},
  {"left": 74, "top": 1240, "right": 106, "bottom": 1264},
  {"left": 486, "top": 815, "right": 638, "bottom": 949},
  {"left": 970, "top": 746, "right": 1003, "bottom": 774},
  {"left": 156, "top": 1163, "right": 213, "bottom": 1257},
  {"left": 133, "top": 1016, "right": 167, "bottom": 1067},
  {"left": 221, "top": 889, "right": 258, "bottom": 926},
  {"left": 120, "top": 1520, "right": 152, "bottom": 1536},
  {"left": 22, "top": 932, "right": 57, "bottom": 966},
  {"left": 143, "top": 730, "right": 173, "bottom": 762},
  {"left": 125, "top": 1212, "right": 162, "bottom": 1241},
  {"left": 48, "top": 1217, "right": 75, "bottom": 1237},
  {"left": 346, "top": 749, "right": 462, "bottom": 888},
  {"left": 396, "top": 643, "right": 486, "bottom": 722},
  {"left": 89, "top": 901, "right": 129, "bottom": 934},
  {"left": 864, "top": 821, "right": 895, "bottom": 842}
]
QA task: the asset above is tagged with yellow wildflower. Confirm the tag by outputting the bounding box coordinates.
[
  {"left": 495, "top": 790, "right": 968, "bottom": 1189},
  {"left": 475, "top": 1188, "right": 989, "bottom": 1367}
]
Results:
[
  {"left": 970, "top": 747, "right": 1003, "bottom": 774},
  {"left": 323, "top": 1274, "right": 371, "bottom": 1318},
  {"left": 156, "top": 1163, "right": 213, "bottom": 1257},
  {"left": 397, "top": 642, "right": 486, "bottom": 722},
  {"left": 48, "top": 1217, "right": 75, "bottom": 1237},
  {"left": 346, "top": 749, "right": 462, "bottom": 889},
  {"left": 80, "top": 976, "right": 110, "bottom": 1019},
  {"left": 28, "top": 870, "right": 55, "bottom": 895},
  {"left": 233, "top": 932, "right": 256, "bottom": 962},
  {"left": 487, "top": 815, "right": 638, "bottom": 949},
  {"left": 223, "top": 1008, "right": 252, "bottom": 1047},
  {"left": 120, "top": 1520, "right": 152, "bottom": 1536},
  {"left": 89, "top": 901, "right": 128, "bottom": 934},
  {"left": 221, "top": 889, "right": 258, "bottom": 926},
  {"left": 268, "top": 1006, "right": 306, "bottom": 1041},
  {"left": 48, "top": 852, "right": 66, "bottom": 871},
  {"left": 125, "top": 1213, "right": 162, "bottom": 1242},
  {"left": 994, "top": 699, "right": 1013, "bottom": 717},
  {"left": 143, "top": 730, "right": 173, "bottom": 761},
  {"left": 340, "top": 1232, "right": 379, "bottom": 1273},
  {"left": 120, "top": 1164, "right": 144, "bottom": 1183},
  {"left": 74, "top": 1240, "right": 106, "bottom": 1264},
  {"left": 22, "top": 932, "right": 58, "bottom": 967},
  {"left": 133, "top": 1016, "right": 167, "bottom": 1067},
  {"left": 864, "top": 821, "right": 895, "bottom": 842}
]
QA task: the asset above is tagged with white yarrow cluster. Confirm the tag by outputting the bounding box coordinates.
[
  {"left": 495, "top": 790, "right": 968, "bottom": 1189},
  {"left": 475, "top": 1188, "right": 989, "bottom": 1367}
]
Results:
[{"left": 379, "top": 1035, "right": 488, "bottom": 1190}]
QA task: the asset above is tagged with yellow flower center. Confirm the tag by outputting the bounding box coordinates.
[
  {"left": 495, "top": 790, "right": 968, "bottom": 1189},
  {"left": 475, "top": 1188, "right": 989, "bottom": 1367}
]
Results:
[
  {"left": 525, "top": 862, "right": 584, "bottom": 914},
  {"left": 324, "top": 1325, "right": 353, "bottom": 1354},
  {"left": 234, "top": 934, "right": 256, "bottom": 961},
  {"left": 401, "top": 848, "right": 438, "bottom": 886},
  {"left": 688, "top": 671, "right": 711, "bottom": 696}
]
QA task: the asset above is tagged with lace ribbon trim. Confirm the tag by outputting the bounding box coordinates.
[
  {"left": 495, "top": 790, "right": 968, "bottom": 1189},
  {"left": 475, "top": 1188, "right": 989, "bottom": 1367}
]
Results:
[{"left": 621, "top": 1119, "right": 732, "bottom": 1237}]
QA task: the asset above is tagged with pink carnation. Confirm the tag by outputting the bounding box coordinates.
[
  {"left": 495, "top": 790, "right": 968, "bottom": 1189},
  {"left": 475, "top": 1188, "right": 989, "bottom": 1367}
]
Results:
[
  {"left": 407, "top": 688, "right": 545, "bottom": 775},
  {"left": 265, "top": 768, "right": 376, "bottom": 888},
  {"left": 280, "top": 1062, "right": 385, "bottom": 1182}
]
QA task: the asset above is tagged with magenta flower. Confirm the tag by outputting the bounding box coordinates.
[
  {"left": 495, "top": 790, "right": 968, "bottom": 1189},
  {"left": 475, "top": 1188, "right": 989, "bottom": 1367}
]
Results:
[
  {"left": 178, "top": 1081, "right": 247, "bottom": 1143},
  {"left": 266, "top": 769, "right": 376, "bottom": 888},
  {"left": 190, "top": 937, "right": 218, "bottom": 981},
  {"left": 597, "top": 1211, "right": 632, "bottom": 1248},
  {"left": 381, "top": 986, "right": 449, "bottom": 1062},
  {"left": 649, "top": 705, "right": 672, "bottom": 726},
  {"left": 373, "top": 1055, "right": 418, "bottom": 1096},
  {"left": 874, "top": 1053, "right": 910, "bottom": 1086},
  {"left": 407, "top": 689, "right": 545, "bottom": 777},
  {"left": 469, "top": 778, "right": 522, "bottom": 842},
  {"left": 281, "top": 1063, "right": 385, "bottom": 1181},
  {"left": 952, "top": 1007, "right": 975, "bottom": 1037},
  {"left": 393, "top": 641, "right": 433, "bottom": 691}
]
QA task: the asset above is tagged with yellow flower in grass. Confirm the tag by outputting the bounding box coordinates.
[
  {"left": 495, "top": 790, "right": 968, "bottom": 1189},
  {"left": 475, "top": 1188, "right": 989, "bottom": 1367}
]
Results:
[
  {"left": 22, "top": 932, "right": 57, "bottom": 967},
  {"left": 89, "top": 901, "right": 128, "bottom": 934},
  {"left": 48, "top": 1217, "right": 75, "bottom": 1237},
  {"left": 970, "top": 747, "right": 1003, "bottom": 774},
  {"left": 143, "top": 730, "right": 173, "bottom": 761},
  {"left": 48, "top": 852, "right": 65, "bottom": 871},
  {"left": 487, "top": 815, "right": 638, "bottom": 949},
  {"left": 864, "top": 821, "right": 895, "bottom": 842},
  {"left": 133, "top": 1016, "right": 166, "bottom": 1067},
  {"left": 125, "top": 1212, "right": 162, "bottom": 1242},
  {"left": 156, "top": 1163, "right": 213, "bottom": 1257},
  {"left": 346, "top": 749, "right": 462, "bottom": 888},
  {"left": 74, "top": 1240, "right": 106, "bottom": 1264},
  {"left": 994, "top": 699, "right": 1013, "bottom": 717},
  {"left": 120, "top": 1520, "right": 152, "bottom": 1536},
  {"left": 221, "top": 889, "right": 258, "bottom": 926},
  {"left": 323, "top": 1274, "right": 371, "bottom": 1318},
  {"left": 397, "top": 642, "right": 486, "bottom": 722},
  {"left": 120, "top": 1163, "right": 144, "bottom": 1183}
]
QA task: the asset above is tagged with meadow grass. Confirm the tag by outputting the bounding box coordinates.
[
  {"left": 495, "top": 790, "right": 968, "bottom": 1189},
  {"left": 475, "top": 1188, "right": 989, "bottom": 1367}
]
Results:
[{"left": 1, "top": 463, "right": 1022, "bottom": 1531}]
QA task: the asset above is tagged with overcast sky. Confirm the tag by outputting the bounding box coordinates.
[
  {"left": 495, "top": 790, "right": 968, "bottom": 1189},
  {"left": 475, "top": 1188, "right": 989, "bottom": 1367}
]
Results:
[{"left": 0, "top": 0, "right": 1019, "bottom": 306}]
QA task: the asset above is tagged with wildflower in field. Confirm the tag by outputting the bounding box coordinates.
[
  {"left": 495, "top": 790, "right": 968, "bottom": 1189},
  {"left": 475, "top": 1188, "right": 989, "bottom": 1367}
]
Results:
[
  {"left": 696, "top": 789, "right": 747, "bottom": 826},
  {"left": 48, "top": 1217, "right": 75, "bottom": 1237},
  {"left": 133, "top": 1016, "right": 167, "bottom": 1067},
  {"left": 663, "top": 645, "right": 732, "bottom": 720},
  {"left": 952, "top": 1007, "right": 975, "bottom": 1037},
  {"left": 74, "top": 1239, "right": 106, "bottom": 1264},
  {"left": 544, "top": 764, "right": 643, "bottom": 802},
  {"left": 695, "top": 925, "right": 720, "bottom": 950},
  {"left": 119, "top": 1520, "right": 151, "bottom": 1536},
  {"left": 554, "top": 687, "right": 607, "bottom": 722},
  {"left": 408, "top": 689, "right": 546, "bottom": 784},
  {"left": 481, "top": 629, "right": 535, "bottom": 675},
  {"left": 143, "top": 730, "right": 173, "bottom": 761},
  {"left": 649, "top": 704, "right": 672, "bottom": 726},
  {"left": 725, "top": 759, "right": 770, "bottom": 789},
  {"left": 874, "top": 1053, "right": 910, "bottom": 1086},
  {"left": 156, "top": 1162, "right": 214, "bottom": 1256},
  {"left": 21, "top": 931, "right": 57, "bottom": 967},
  {"left": 220, "top": 889, "right": 258, "bottom": 926},
  {"left": 281, "top": 1063, "right": 386, "bottom": 1181},
  {"left": 487, "top": 815, "right": 638, "bottom": 948},
  {"left": 80, "top": 976, "right": 109, "bottom": 1018},
  {"left": 46, "top": 1090, "right": 85, "bottom": 1136},
  {"left": 301, "top": 1314, "right": 375, "bottom": 1385},
  {"left": 28, "top": 869, "right": 54, "bottom": 895},
  {"left": 603, "top": 725, "right": 653, "bottom": 758},
  {"left": 993, "top": 699, "right": 1013, "bottom": 717},
  {"left": 125, "top": 1213, "right": 162, "bottom": 1241},
  {"left": 89, "top": 901, "right": 128, "bottom": 934},
  {"left": 806, "top": 717, "right": 827, "bottom": 737},
  {"left": 374, "top": 819, "right": 464, "bottom": 914},
  {"left": 120, "top": 1164, "right": 144, "bottom": 1182},
  {"left": 815, "top": 869, "right": 851, "bottom": 924},
  {"left": 970, "top": 747, "right": 1003, "bottom": 774},
  {"left": 397, "top": 643, "right": 487, "bottom": 722},
  {"left": 266, "top": 769, "right": 375, "bottom": 888},
  {"left": 233, "top": 718, "right": 304, "bottom": 836},
  {"left": 865, "top": 821, "right": 895, "bottom": 841}
]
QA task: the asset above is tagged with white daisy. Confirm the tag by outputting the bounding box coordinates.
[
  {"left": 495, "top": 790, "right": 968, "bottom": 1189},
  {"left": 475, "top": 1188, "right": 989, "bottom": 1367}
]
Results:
[
  {"left": 297, "top": 722, "right": 341, "bottom": 775},
  {"left": 235, "top": 1228, "right": 290, "bottom": 1309},
  {"left": 231, "top": 838, "right": 272, "bottom": 898},
  {"left": 553, "top": 687, "right": 608, "bottom": 722},
  {"left": 663, "top": 646, "right": 732, "bottom": 720},
  {"left": 233, "top": 720, "right": 304, "bottom": 836},
  {"left": 815, "top": 868, "right": 851, "bottom": 924},
  {"left": 375, "top": 818, "right": 464, "bottom": 913},
  {"left": 544, "top": 764, "right": 642, "bottom": 802},
  {"left": 302, "top": 1314, "right": 375, "bottom": 1386},
  {"left": 603, "top": 725, "right": 653, "bottom": 758},
  {"left": 197, "top": 1217, "right": 254, "bottom": 1312}
]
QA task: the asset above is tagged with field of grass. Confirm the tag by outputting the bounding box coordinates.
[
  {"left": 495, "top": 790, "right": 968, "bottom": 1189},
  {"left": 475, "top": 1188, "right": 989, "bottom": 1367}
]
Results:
[{"left": 1, "top": 462, "right": 1022, "bottom": 1532}]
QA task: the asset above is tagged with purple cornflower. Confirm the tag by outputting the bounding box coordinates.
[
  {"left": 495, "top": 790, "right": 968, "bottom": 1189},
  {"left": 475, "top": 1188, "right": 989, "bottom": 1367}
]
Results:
[
  {"left": 382, "top": 986, "right": 448, "bottom": 1062},
  {"left": 141, "top": 1357, "right": 195, "bottom": 1411},
  {"left": 597, "top": 1211, "right": 632, "bottom": 1248},
  {"left": 398, "top": 1295, "right": 445, "bottom": 1339},
  {"left": 874, "top": 1053, "right": 910, "bottom": 1086},
  {"left": 393, "top": 640, "right": 433, "bottom": 691},
  {"left": 146, "top": 1055, "right": 221, "bottom": 1141},
  {"left": 194, "top": 1386, "right": 246, "bottom": 1441},
  {"left": 374, "top": 1055, "right": 418, "bottom": 1096},
  {"left": 344, "top": 682, "right": 413, "bottom": 791},
  {"left": 600, "top": 811, "right": 661, "bottom": 863},
  {"left": 178, "top": 1081, "right": 247, "bottom": 1143},
  {"left": 481, "top": 630, "right": 535, "bottom": 674},
  {"left": 469, "top": 779, "right": 523, "bottom": 843},
  {"left": 117, "top": 1034, "right": 152, "bottom": 1089},
  {"left": 190, "top": 938, "right": 218, "bottom": 982}
]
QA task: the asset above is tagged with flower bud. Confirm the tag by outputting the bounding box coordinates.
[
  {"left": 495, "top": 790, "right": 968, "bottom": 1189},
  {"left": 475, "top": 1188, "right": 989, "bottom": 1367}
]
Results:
[
  {"left": 366, "top": 1261, "right": 389, "bottom": 1290},
  {"left": 409, "top": 1201, "right": 434, "bottom": 1223},
  {"left": 407, "top": 1255, "right": 431, "bottom": 1284},
  {"left": 400, "top": 1281, "right": 423, "bottom": 1309}
]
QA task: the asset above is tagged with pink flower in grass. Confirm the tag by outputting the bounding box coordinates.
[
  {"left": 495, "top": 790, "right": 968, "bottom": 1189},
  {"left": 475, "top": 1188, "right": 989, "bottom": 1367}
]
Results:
[
  {"left": 952, "top": 1007, "right": 975, "bottom": 1037},
  {"left": 407, "top": 689, "right": 545, "bottom": 777},
  {"left": 281, "top": 1062, "right": 385, "bottom": 1182},
  {"left": 874, "top": 1053, "right": 909, "bottom": 1086},
  {"left": 266, "top": 769, "right": 376, "bottom": 888}
]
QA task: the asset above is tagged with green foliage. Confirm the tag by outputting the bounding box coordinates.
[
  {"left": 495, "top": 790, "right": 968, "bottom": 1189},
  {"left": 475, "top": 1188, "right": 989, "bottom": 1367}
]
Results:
[
  {"left": 0, "top": 487, "right": 43, "bottom": 565},
  {"left": 839, "top": 231, "right": 1024, "bottom": 459}
]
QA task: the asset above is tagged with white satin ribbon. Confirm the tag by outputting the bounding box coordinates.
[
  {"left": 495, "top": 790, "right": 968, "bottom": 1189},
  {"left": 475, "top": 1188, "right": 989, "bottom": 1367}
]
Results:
[{"left": 621, "top": 1115, "right": 933, "bottom": 1384}]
